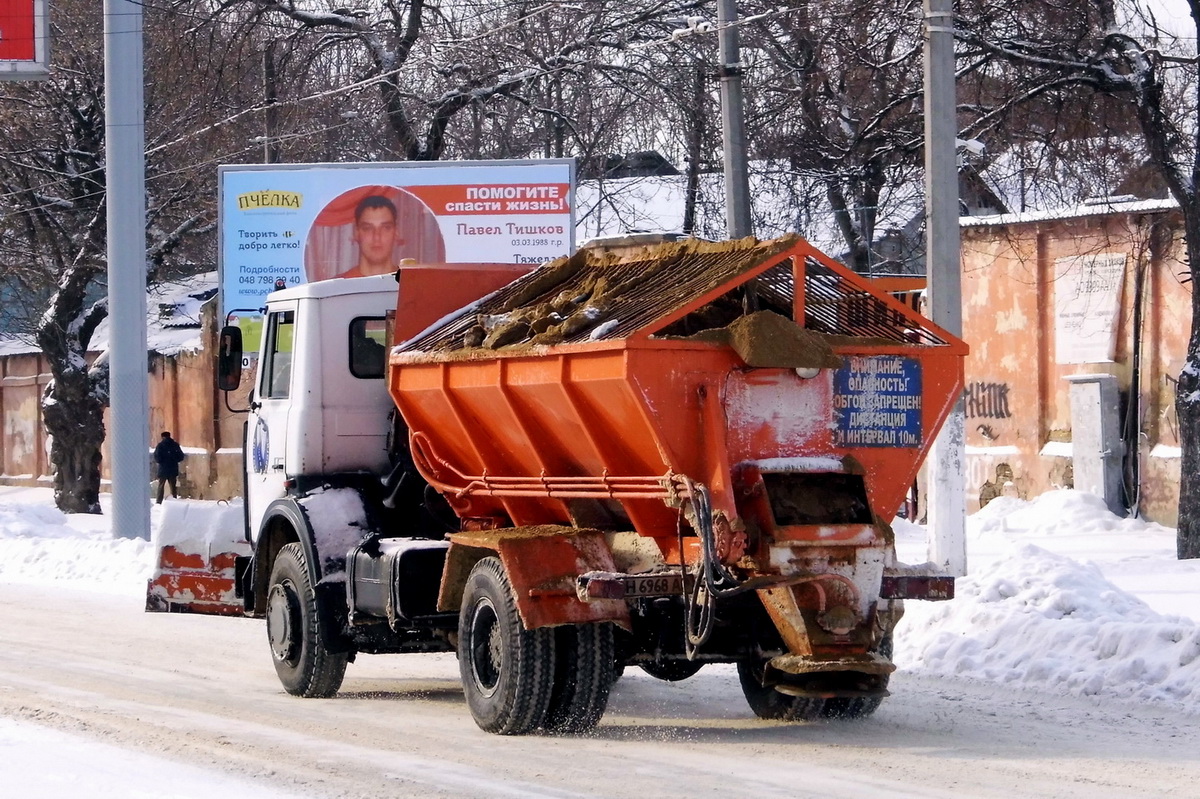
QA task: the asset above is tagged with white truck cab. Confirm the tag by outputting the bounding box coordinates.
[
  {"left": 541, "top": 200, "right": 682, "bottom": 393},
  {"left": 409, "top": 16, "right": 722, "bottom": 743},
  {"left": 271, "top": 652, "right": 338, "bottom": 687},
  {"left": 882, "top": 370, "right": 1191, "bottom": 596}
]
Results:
[{"left": 246, "top": 275, "right": 397, "bottom": 544}]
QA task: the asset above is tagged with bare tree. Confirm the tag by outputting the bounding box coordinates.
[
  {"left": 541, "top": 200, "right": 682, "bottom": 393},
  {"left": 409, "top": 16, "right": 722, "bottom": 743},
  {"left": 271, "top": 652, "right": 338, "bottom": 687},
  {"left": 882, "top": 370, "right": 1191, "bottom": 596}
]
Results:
[
  {"left": 729, "top": 0, "right": 929, "bottom": 271},
  {"left": 955, "top": 0, "right": 1200, "bottom": 557},
  {"left": 209, "top": 1, "right": 708, "bottom": 162},
  {"left": 0, "top": 1, "right": 261, "bottom": 512}
]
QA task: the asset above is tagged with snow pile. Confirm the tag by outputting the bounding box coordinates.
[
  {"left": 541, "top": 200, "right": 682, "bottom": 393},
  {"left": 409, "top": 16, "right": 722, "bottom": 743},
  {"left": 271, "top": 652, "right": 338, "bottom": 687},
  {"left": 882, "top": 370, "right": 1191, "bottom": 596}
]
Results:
[
  {"left": 895, "top": 489, "right": 1200, "bottom": 713},
  {"left": 898, "top": 544, "right": 1200, "bottom": 710},
  {"left": 154, "top": 498, "right": 246, "bottom": 555},
  {"left": 970, "top": 489, "right": 1174, "bottom": 539},
  {"left": 0, "top": 493, "right": 153, "bottom": 594}
]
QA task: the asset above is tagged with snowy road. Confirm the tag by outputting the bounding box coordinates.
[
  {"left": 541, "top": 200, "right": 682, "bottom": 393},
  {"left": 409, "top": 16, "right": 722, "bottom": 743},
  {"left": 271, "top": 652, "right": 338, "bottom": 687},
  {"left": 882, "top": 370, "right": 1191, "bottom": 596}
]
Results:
[{"left": 2, "top": 583, "right": 1198, "bottom": 798}]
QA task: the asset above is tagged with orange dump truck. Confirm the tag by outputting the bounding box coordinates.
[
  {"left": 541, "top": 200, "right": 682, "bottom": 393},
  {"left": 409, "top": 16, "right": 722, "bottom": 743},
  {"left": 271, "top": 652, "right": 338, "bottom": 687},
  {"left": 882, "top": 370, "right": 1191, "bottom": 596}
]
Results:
[{"left": 148, "top": 235, "right": 966, "bottom": 734}]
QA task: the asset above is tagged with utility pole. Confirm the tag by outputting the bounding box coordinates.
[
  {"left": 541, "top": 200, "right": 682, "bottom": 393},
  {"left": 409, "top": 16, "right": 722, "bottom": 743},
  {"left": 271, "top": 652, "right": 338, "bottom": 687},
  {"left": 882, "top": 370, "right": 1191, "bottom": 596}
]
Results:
[
  {"left": 923, "top": 0, "right": 966, "bottom": 575},
  {"left": 104, "top": 0, "right": 150, "bottom": 540},
  {"left": 716, "top": 0, "right": 752, "bottom": 239}
]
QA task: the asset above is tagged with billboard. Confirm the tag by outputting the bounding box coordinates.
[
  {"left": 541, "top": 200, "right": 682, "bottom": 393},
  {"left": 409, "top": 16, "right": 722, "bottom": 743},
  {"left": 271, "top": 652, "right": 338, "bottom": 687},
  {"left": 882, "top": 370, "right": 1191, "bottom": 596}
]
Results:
[
  {"left": 219, "top": 159, "right": 575, "bottom": 325},
  {"left": 0, "top": 0, "right": 48, "bottom": 80}
]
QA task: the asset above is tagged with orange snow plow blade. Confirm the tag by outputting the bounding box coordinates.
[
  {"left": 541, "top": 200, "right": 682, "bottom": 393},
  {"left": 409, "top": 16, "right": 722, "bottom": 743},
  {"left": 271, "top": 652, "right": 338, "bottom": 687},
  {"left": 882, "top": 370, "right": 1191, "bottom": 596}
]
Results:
[{"left": 145, "top": 501, "right": 249, "bottom": 616}]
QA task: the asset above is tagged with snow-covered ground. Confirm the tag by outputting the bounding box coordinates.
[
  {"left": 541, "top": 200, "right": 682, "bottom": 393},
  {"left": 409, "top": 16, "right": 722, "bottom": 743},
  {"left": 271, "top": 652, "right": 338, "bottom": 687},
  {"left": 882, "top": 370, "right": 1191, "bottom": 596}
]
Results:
[{"left": 2, "top": 485, "right": 1199, "bottom": 795}]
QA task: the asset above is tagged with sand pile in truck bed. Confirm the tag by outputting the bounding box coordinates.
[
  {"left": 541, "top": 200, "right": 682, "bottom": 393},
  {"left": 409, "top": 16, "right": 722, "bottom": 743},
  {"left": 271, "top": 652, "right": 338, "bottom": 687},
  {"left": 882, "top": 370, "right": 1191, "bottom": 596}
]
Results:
[
  {"left": 399, "top": 236, "right": 809, "bottom": 354},
  {"left": 685, "top": 311, "right": 842, "bottom": 370},
  {"left": 461, "top": 236, "right": 798, "bottom": 351},
  {"left": 393, "top": 234, "right": 937, "bottom": 366}
]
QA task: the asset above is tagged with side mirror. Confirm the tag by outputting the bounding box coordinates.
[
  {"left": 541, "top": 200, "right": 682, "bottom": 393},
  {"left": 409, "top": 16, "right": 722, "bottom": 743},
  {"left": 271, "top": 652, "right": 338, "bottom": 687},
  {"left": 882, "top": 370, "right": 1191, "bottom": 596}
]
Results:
[{"left": 217, "top": 325, "right": 244, "bottom": 392}]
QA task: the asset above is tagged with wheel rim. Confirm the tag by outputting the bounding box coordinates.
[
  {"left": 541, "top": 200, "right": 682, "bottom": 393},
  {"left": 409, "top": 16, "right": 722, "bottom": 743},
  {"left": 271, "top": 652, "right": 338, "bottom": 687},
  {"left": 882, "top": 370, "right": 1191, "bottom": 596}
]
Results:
[
  {"left": 469, "top": 597, "right": 502, "bottom": 698},
  {"left": 267, "top": 580, "right": 300, "bottom": 663}
]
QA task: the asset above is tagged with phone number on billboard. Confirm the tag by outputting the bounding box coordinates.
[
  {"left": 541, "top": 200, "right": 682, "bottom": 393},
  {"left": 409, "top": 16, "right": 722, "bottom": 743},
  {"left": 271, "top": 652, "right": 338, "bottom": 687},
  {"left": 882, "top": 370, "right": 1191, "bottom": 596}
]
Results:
[{"left": 240, "top": 276, "right": 300, "bottom": 285}]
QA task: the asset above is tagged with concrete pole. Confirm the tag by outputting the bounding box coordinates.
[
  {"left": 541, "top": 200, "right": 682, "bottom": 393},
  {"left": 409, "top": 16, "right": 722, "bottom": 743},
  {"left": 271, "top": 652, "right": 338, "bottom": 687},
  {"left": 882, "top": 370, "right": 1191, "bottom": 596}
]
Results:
[
  {"left": 923, "top": 0, "right": 966, "bottom": 574},
  {"left": 104, "top": 0, "right": 150, "bottom": 540},
  {"left": 716, "top": 0, "right": 753, "bottom": 239}
]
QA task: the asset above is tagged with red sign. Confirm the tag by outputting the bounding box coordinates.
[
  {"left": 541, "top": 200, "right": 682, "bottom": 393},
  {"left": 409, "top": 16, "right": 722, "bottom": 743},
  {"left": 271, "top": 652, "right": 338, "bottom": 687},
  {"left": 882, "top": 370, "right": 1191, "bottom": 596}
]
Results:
[{"left": 0, "top": 2, "right": 36, "bottom": 62}]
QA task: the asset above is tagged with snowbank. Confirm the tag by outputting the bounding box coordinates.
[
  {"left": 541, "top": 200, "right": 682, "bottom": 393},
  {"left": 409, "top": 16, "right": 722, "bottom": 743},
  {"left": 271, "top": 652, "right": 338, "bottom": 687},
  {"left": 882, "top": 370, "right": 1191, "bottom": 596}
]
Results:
[
  {"left": 897, "top": 544, "right": 1200, "bottom": 711},
  {"left": 0, "top": 491, "right": 152, "bottom": 595},
  {"left": 895, "top": 489, "right": 1200, "bottom": 713}
]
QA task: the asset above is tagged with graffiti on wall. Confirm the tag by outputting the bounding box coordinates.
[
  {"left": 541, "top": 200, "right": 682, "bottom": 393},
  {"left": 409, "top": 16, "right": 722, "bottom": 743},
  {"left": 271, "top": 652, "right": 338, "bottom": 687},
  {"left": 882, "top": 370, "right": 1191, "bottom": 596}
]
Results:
[{"left": 965, "top": 381, "right": 1012, "bottom": 420}]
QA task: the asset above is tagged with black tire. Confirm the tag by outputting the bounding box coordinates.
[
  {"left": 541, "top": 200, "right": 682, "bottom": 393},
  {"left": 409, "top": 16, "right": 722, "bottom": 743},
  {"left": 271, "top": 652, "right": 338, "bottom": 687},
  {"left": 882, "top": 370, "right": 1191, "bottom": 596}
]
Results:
[
  {"left": 639, "top": 659, "right": 704, "bottom": 682},
  {"left": 737, "top": 658, "right": 824, "bottom": 721},
  {"left": 821, "top": 694, "right": 885, "bottom": 719},
  {"left": 544, "top": 623, "right": 615, "bottom": 733},
  {"left": 821, "top": 635, "right": 892, "bottom": 720},
  {"left": 266, "top": 543, "right": 347, "bottom": 698},
  {"left": 458, "top": 557, "right": 555, "bottom": 735}
]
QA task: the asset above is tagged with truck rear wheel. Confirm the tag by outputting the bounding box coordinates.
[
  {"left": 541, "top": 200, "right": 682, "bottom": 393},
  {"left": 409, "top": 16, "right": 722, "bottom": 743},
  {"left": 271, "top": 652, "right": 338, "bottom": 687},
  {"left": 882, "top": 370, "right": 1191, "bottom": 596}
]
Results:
[
  {"left": 458, "top": 557, "right": 555, "bottom": 734},
  {"left": 266, "top": 543, "right": 348, "bottom": 697},
  {"left": 821, "top": 635, "right": 892, "bottom": 720},
  {"left": 820, "top": 694, "right": 885, "bottom": 719},
  {"left": 544, "top": 623, "right": 615, "bottom": 733},
  {"left": 737, "top": 659, "right": 824, "bottom": 722}
]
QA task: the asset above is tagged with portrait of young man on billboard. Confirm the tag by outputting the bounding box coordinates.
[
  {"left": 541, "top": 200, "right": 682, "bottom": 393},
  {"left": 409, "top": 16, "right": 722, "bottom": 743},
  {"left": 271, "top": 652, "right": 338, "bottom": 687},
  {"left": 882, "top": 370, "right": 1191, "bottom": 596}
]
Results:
[{"left": 304, "top": 185, "right": 446, "bottom": 282}]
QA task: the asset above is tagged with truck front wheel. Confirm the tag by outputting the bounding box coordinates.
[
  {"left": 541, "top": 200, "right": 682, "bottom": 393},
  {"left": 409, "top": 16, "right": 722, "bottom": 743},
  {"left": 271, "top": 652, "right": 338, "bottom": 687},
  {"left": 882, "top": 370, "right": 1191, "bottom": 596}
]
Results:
[
  {"left": 266, "top": 543, "right": 348, "bottom": 698},
  {"left": 458, "top": 557, "right": 555, "bottom": 734}
]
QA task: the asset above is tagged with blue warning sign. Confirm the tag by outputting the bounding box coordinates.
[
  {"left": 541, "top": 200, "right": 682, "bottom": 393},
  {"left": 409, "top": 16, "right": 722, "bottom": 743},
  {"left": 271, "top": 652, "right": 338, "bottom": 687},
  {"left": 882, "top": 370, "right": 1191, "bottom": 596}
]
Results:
[{"left": 832, "top": 356, "right": 922, "bottom": 448}]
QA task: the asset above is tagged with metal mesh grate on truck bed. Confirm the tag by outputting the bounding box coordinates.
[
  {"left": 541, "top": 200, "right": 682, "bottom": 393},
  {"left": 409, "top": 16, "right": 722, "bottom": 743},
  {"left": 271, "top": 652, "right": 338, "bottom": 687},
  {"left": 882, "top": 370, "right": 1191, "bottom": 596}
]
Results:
[{"left": 396, "top": 236, "right": 950, "bottom": 353}]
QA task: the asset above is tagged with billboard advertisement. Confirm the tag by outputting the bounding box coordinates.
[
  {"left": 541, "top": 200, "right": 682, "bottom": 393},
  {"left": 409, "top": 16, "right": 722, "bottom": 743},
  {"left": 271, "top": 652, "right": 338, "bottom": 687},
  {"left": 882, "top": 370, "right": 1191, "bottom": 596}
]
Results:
[
  {"left": 219, "top": 159, "right": 575, "bottom": 327},
  {"left": 0, "top": 0, "right": 48, "bottom": 80}
]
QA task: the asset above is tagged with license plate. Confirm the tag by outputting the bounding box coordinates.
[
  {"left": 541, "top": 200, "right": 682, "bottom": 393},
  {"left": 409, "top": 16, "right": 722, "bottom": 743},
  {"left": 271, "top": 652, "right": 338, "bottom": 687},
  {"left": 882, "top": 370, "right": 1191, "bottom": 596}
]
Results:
[{"left": 624, "top": 573, "right": 683, "bottom": 598}]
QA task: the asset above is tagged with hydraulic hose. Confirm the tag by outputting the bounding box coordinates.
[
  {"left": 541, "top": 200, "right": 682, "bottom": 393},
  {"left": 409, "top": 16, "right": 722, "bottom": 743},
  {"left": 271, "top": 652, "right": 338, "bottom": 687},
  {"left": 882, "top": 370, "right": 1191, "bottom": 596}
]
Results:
[{"left": 681, "top": 481, "right": 743, "bottom": 658}]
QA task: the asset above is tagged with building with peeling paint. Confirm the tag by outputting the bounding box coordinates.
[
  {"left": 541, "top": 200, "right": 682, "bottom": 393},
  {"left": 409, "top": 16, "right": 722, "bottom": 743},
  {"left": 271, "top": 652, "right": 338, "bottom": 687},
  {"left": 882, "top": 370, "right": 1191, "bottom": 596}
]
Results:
[
  {"left": 959, "top": 198, "right": 1187, "bottom": 525},
  {"left": 0, "top": 273, "right": 247, "bottom": 501}
]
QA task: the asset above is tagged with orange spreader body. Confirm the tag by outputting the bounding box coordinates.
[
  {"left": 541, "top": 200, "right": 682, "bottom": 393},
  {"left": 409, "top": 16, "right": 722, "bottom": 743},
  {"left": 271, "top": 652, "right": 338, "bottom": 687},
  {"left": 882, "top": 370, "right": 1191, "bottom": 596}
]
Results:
[{"left": 389, "top": 237, "right": 967, "bottom": 559}]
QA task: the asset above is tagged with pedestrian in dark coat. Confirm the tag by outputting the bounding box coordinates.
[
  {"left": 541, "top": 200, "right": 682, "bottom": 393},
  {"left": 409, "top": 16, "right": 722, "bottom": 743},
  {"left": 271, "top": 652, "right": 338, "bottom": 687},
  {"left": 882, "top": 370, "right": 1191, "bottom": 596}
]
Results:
[{"left": 154, "top": 431, "right": 185, "bottom": 504}]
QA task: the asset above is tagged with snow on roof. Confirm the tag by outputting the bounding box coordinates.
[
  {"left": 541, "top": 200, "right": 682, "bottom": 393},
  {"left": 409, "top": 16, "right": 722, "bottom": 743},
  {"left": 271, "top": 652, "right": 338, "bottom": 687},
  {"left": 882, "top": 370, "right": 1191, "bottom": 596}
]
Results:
[
  {"left": 975, "top": 134, "right": 1154, "bottom": 215},
  {"left": 0, "top": 271, "right": 218, "bottom": 359},
  {"left": 961, "top": 197, "right": 1179, "bottom": 228}
]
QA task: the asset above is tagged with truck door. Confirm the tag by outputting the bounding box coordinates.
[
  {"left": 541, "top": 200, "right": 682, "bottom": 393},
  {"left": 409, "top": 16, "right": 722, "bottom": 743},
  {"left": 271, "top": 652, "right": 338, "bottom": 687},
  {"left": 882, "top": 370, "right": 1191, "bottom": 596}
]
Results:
[{"left": 246, "top": 304, "right": 296, "bottom": 541}]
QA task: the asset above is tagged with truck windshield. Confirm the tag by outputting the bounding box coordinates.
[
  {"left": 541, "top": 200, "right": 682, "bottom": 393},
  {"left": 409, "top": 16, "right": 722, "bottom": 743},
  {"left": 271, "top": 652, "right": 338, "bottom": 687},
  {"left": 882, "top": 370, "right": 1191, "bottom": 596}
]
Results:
[{"left": 262, "top": 310, "right": 295, "bottom": 398}]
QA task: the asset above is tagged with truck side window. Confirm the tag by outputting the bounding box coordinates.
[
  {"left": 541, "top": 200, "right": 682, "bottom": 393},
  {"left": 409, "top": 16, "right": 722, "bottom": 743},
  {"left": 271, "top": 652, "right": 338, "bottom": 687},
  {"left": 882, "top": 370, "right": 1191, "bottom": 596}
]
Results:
[
  {"left": 262, "top": 310, "right": 295, "bottom": 398},
  {"left": 350, "top": 317, "right": 387, "bottom": 379}
]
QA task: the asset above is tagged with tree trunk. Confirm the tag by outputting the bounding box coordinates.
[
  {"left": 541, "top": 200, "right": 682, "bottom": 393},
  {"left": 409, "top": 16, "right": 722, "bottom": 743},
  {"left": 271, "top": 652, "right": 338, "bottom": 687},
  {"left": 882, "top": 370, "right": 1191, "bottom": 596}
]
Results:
[
  {"left": 1176, "top": 206, "right": 1200, "bottom": 558},
  {"left": 42, "top": 371, "right": 106, "bottom": 515}
]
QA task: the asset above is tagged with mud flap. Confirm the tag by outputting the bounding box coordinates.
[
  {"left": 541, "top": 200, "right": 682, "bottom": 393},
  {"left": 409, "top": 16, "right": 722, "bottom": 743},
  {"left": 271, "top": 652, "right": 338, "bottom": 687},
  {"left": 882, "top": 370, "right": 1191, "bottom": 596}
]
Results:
[
  {"left": 316, "top": 580, "right": 353, "bottom": 653},
  {"left": 441, "top": 526, "right": 630, "bottom": 630}
]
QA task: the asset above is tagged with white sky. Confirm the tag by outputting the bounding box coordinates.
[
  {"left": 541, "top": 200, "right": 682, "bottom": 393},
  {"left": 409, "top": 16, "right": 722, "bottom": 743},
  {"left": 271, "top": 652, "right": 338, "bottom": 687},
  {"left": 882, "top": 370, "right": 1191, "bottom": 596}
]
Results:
[{"left": 1139, "top": 0, "right": 1196, "bottom": 38}]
